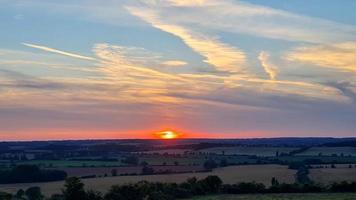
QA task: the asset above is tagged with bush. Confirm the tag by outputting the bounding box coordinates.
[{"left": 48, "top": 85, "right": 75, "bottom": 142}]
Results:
[
  {"left": 141, "top": 166, "right": 154, "bottom": 175},
  {"left": 105, "top": 184, "right": 143, "bottom": 200},
  {"left": 121, "top": 156, "right": 139, "bottom": 166},
  {"left": 198, "top": 176, "right": 222, "bottom": 193},
  {"left": 25, "top": 186, "right": 43, "bottom": 200},
  {"left": 203, "top": 159, "right": 218, "bottom": 170},
  {"left": 0, "top": 191, "right": 12, "bottom": 200},
  {"left": 329, "top": 181, "right": 356, "bottom": 192},
  {"left": 86, "top": 190, "right": 103, "bottom": 200}
]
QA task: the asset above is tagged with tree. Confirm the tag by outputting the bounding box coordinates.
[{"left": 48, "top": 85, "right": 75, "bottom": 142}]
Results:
[
  {"left": 204, "top": 159, "right": 218, "bottom": 170},
  {"left": 122, "top": 156, "right": 139, "bottom": 166},
  {"left": 62, "top": 177, "right": 86, "bottom": 200},
  {"left": 111, "top": 169, "right": 117, "bottom": 177},
  {"left": 140, "top": 161, "right": 149, "bottom": 167},
  {"left": 0, "top": 192, "right": 12, "bottom": 200},
  {"left": 25, "top": 186, "right": 43, "bottom": 200},
  {"left": 219, "top": 158, "right": 228, "bottom": 167},
  {"left": 271, "top": 177, "right": 279, "bottom": 186},
  {"left": 199, "top": 176, "right": 222, "bottom": 193},
  {"left": 86, "top": 190, "right": 103, "bottom": 200},
  {"left": 105, "top": 185, "right": 143, "bottom": 200},
  {"left": 15, "top": 189, "right": 25, "bottom": 199},
  {"left": 142, "top": 166, "right": 154, "bottom": 175}
]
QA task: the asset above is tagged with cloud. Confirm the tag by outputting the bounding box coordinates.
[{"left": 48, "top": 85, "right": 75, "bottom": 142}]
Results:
[
  {"left": 147, "top": 0, "right": 356, "bottom": 44},
  {"left": 258, "top": 51, "right": 279, "bottom": 80},
  {"left": 22, "top": 43, "right": 97, "bottom": 61},
  {"left": 286, "top": 42, "right": 356, "bottom": 72},
  {"left": 126, "top": 6, "right": 246, "bottom": 73},
  {"left": 162, "top": 60, "right": 187, "bottom": 67}
]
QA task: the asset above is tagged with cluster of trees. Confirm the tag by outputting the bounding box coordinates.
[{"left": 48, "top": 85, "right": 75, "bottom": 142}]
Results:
[
  {"left": 3, "top": 176, "right": 356, "bottom": 200},
  {"left": 203, "top": 159, "right": 229, "bottom": 170},
  {"left": 0, "top": 165, "right": 67, "bottom": 184}
]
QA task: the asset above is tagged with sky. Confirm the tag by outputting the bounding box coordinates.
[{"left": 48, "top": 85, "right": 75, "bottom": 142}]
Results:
[{"left": 0, "top": 0, "right": 355, "bottom": 140}]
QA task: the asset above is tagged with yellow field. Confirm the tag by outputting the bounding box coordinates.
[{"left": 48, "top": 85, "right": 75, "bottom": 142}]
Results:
[
  {"left": 0, "top": 165, "right": 295, "bottom": 196},
  {"left": 310, "top": 167, "right": 356, "bottom": 184}
]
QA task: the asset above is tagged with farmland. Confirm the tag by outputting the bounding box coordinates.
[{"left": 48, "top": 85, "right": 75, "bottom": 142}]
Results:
[
  {"left": 310, "top": 166, "right": 356, "bottom": 184},
  {"left": 1, "top": 138, "right": 356, "bottom": 199},
  {"left": 295, "top": 147, "right": 356, "bottom": 157},
  {"left": 0, "top": 165, "right": 295, "bottom": 196},
  {"left": 197, "top": 147, "right": 298, "bottom": 157},
  {"left": 187, "top": 194, "right": 356, "bottom": 200}
]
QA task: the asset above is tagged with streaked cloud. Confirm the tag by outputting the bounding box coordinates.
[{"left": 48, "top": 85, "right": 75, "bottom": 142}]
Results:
[
  {"left": 148, "top": 0, "right": 356, "bottom": 44},
  {"left": 22, "top": 43, "right": 97, "bottom": 61},
  {"left": 258, "top": 51, "right": 279, "bottom": 80},
  {"left": 126, "top": 6, "right": 246, "bottom": 73},
  {"left": 286, "top": 42, "right": 356, "bottom": 72},
  {"left": 0, "top": 0, "right": 355, "bottom": 139},
  {"left": 162, "top": 60, "right": 187, "bottom": 67}
]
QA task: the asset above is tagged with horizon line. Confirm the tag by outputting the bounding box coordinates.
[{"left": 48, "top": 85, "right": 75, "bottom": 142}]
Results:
[{"left": 1, "top": 136, "right": 356, "bottom": 143}]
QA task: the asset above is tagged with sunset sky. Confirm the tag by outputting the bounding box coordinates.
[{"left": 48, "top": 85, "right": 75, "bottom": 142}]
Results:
[{"left": 0, "top": 0, "right": 355, "bottom": 140}]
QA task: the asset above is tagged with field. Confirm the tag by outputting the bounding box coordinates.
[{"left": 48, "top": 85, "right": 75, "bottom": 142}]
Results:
[
  {"left": 310, "top": 166, "right": 356, "bottom": 184},
  {"left": 198, "top": 147, "right": 298, "bottom": 157},
  {"left": 273, "top": 155, "right": 356, "bottom": 164},
  {"left": 15, "top": 160, "right": 123, "bottom": 168},
  {"left": 0, "top": 165, "right": 295, "bottom": 196},
  {"left": 295, "top": 147, "right": 356, "bottom": 156},
  {"left": 59, "top": 165, "right": 204, "bottom": 177},
  {"left": 186, "top": 194, "right": 356, "bottom": 200}
]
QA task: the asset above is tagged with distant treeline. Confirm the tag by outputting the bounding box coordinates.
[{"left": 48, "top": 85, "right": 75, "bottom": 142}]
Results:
[
  {"left": 2, "top": 175, "right": 356, "bottom": 200},
  {"left": 322, "top": 141, "right": 356, "bottom": 147},
  {"left": 0, "top": 165, "right": 67, "bottom": 184}
]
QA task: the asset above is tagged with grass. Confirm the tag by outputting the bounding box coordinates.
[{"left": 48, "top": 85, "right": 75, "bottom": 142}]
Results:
[
  {"left": 186, "top": 193, "right": 356, "bottom": 200},
  {"left": 0, "top": 165, "right": 295, "bottom": 196}
]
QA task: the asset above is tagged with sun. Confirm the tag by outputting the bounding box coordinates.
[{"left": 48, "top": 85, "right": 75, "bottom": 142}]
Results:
[{"left": 156, "top": 130, "right": 180, "bottom": 139}]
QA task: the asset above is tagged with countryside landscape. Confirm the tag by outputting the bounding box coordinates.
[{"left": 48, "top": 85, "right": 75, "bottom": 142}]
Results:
[
  {"left": 1, "top": 138, "right": 356, "bottom": 199},
  {"left": 1, "top": 0, "right": 356, "bottom": 199}
]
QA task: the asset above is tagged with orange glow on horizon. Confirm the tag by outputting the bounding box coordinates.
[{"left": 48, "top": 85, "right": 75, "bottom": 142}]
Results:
[{"left": 155, "top": 130, "right": 181, "bottom": 139}]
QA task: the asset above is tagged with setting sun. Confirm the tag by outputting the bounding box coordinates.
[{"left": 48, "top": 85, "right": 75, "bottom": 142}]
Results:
[{"left": 156, "top": 130, "right": 180, "bottom": 139}]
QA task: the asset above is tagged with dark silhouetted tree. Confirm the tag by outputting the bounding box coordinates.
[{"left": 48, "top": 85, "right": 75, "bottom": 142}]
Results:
[
  {"left": 25, "top": 186, "right": 43, "bottom": 200},
  {"left": 62, "top": 177, "right": 86, "bottom": 200}
]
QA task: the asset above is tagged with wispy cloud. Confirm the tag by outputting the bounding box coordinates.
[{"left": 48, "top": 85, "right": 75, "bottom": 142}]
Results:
[
  {"left": 258, "top": 51, "right": 279, "bottom": 80},
  {"left": 286, "top": 42, "right": 356, "bottom": 72},
  {"left": 162, "top": 60, "right": 187, "bottom": 67},
  {"left": 22, "top": 43, "right": 97, "bottom": 61},
  {"left": 150, "top": 0, "right": 356, "bottom": 44},
  {"left": 126, "top": 6, "right": 246, "bottom": 73}
]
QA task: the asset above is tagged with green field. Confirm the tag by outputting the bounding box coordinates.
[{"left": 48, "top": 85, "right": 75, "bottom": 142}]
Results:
[
  {"left": 15, "top": 160, "right": 124, "bottom": 168},
  {"left": 198, "top": 147, "right": 298, "bottom": 157},
  {"left": 295, "top": 147, "right": 356, "bottom": 157},
  {"left": 273, "top": 155, "right": 356, "bottom": 164},
  {"left": 186, "top": 193, "right": 356, "bottom": 200}
]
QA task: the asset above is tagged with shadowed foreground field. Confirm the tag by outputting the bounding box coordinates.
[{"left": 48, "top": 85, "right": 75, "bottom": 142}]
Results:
[
  {"left": 310, "top": 166, "right": 356, "bottom": 184},
  {"left": 0, "top": 165, "right": 295, "bottom": 196},
  {"left": 187, "top": 193, "right": 356, "bottom": 200}
]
